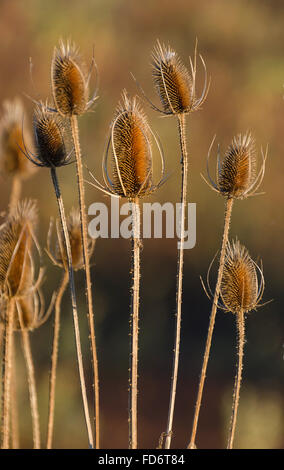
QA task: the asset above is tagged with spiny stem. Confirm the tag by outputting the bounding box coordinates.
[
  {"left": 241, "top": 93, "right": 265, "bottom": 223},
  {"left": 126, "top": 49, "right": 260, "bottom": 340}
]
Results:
[
  {"left": 19, "top": 327, "right": 40, "bottom": 449},
  {"left": 129, "top": 197, "right": 141, "bottom": 449},
  {"left": 50, "top": 167, "right": 94, "bottom": 449},
  {"left": 164, "top": 113, "right": 188, "bottom": 450},
  {"left": 188, "top": 196, "right": 234, "bottom": 449},
  {"left": 227, "top": 309, "right": 245, "bottom": 449},
  {"left": 9, "top": 177, "right": 22, "bottom": 213},
  {"left": 70, "top": 115, "right": 100, "bottom": 448},
  {"left": 10, "top": 334, "right": 19, "bottom": 449},
  {"left": 1, "top": 299, "right": 15, "bottom": 449},
  {"left": 46, "top": 271, "right": 68, "bottom": 449}
]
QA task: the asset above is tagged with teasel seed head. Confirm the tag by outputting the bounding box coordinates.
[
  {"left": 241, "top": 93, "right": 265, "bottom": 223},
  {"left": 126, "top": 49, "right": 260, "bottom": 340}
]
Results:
[
  {"left": 88, "top": 91, "right": 167, "bottom": 200},
  {"left": 0, "top": 98, "right": 36, "bottom": 179},
  {"left": 20, "top": 103, "right": 71, "bottom": 168},
  {"left": 150, "top": 40, "right": 209, "bottom": 116},
  {"left": 51, "top": 39, "right": 98, "bottom": 116},
  {"left": 204, "top": 132, "right": 267, "bottom": 199},
  {"left": 220, "top": 239, "right": 265, "bottom": 314},
  {"left": 46, "top": 207, "right": 95, "bottom": 271}
]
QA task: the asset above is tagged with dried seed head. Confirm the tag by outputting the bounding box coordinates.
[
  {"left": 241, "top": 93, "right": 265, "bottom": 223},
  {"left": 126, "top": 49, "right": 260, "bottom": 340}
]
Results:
[
  {"left": 205, "top": 133, "right": 266, "bottom": 199},
  {"left": 0, "top": 98, "right": 35, "bottom": 179},
  {"left": 52, "top": 40, "right": 89, "bottom": 116},
  {"left": 218, "top": 133, "right": 257, "bottom": 198},
  {"left": 152, "top": 42, "right": 193, "bottom": 114},
  {"left": 32, "top": 105, "right": 70, "bottom": 168},
  {"left": 111, "top": 92, "right": 153, "bottom": 198},
  {"left": 0, "top": 199, "right": 38, "bottom": 299},
  {"left": 47, "top": 208, "right": 95, "bottom": 271},
  {"left": 151, "top": 40, "right": 209, "bottom": 116},
  {"left": 220, "top": 239, "right": 264, "bottom": 314}
]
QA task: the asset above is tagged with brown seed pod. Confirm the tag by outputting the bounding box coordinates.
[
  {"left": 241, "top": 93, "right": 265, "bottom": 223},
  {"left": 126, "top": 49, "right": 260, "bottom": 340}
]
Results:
[
  {"left": 51, "top": 40, "right": 89, "bottom": 116},
  {"left": 204, "top": 133, "right": 267, "bottom": 199},
  {"left": 46, "top": 207, "right": 95, "bottom": 271},
  {"left": 150, "top": 40, "right": 209, "bottom": 116},
  {"left": 220, "top": 239, "right": 264, "bottom": 314},
  {"left": 0, "top": 98, "right": 35, "bottom": 179}
]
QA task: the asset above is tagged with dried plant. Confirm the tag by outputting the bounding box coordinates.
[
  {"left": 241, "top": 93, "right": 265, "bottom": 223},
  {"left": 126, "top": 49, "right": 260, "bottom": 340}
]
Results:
[
  {"left": 0, "top": 98, "right": 36, "bottom": 211},
  {"left": 0, "top": 199, "right": 47, "bottom": 449},
  {"left": 45, "top": 208, "right": 95, "bottom": 449},
  {"left": 89, "top": 90, "right": 166, "bottom": 449},
  {"left": 188, "top": 133, "right": 267, "bottom": 449},
  {"left": 20, "top": 104, "right": 94, "bottom": 448},
  {"left": 136, "top": 39, "right": 209, "bottom": 449},
  {"left": 208, "top": 239, "right": 265, "bottom": 448},
  {"left": 51, "top": 39, "right": 100, "bottom": 447}
]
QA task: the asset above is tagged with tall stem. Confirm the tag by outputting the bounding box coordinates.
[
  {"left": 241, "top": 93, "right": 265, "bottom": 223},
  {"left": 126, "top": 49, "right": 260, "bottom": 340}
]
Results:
[
  {"left": 1, "top": 299, "right": 15, "bottom": 449},
  {"left": 164, "top": 113, "right": 188, "bottom": 449},
  {"left": 9, "top": 177, "right": 22, "bottom": 212},
  {"left": 227, "top": 309, "right": 245, "bottom": 449},
  {"left": 10, "top": 333, "right": 19, "bottom": 448},
  {"left": 50, "top": 167, "right": 94, "bottom": 448},
  {"left": 70, "top": 115, "right": 100, "bottom": 448},
  {"left": 129, "top": 197, "right": 141, "bottom": 449},
  {"left": 19, "top": 327, "right": 41, "bottom": 449},
  {"left": 46, "top": 271, "right": 68, "bottom": 449},
  {"left": 188, "top": 196, "right": 234, "bottom": 448}
]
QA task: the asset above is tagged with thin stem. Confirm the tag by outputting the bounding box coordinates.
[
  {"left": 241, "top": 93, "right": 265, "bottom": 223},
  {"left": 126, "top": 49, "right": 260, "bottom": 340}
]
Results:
[
  {"left": 129, "top": 197, "right": 141, "bottom": 449},
  {"left": 20, "top": 327, "right": 41, "bottom": 449},
  {"left": 1, "top": 299, "right": 15, "bottom": 449},
  {"left": 70, "top": 115, "right": 100, "bottom": 448},
  {"left": 50, "top": 167, "right": 94, "bottom": 449},
  {"left": 9, "top": 177, "right": 22, "bottom": 212},
  {"left": 46, "top": 271, "right": 68, "bottom": 449},
  {"left": 164, "top": 113, "right": 188, "bottom": 450},
  {"left": 227, "top": 309, "right": 245, "bottom": 449},
  {"left": 188, "top": 196, "right": 234, "bottom": 449},
  {"left": 10, "top": 334, "right": 19, "bottom": 448}
]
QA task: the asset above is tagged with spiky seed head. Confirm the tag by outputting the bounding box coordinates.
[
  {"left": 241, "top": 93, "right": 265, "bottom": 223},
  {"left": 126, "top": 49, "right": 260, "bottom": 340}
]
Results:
[
  {"left": 33, "top": 105, "right": 69, "bottom": 167},
  {"left": 52, "top": 40, "right": 88, "bottom": 116},
  {"left": 47, "top": 208, "right": 94, "bottom": 271},
  {"left": 111, "top": 92, "right": 153, "bottom": 199},
  {"left": 220, "top": 240, "right": 263, "bottom": 314},
  {"left": 0, "top": 199, "right": 38, "bottom": 299},
  {"left": 218, "top": 133, "right": 256, "bottom": 198},
  {"left": 0, "top": 98, "right": 36, "bottom": 179},
  {"left": 152, "top": 42, "right": 194, "bottom": 115}
]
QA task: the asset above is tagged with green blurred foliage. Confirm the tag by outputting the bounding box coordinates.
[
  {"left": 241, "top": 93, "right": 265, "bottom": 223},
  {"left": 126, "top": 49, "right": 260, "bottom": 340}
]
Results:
[{"left": 0, "top": 0, "right": 283, "bottom": 449}]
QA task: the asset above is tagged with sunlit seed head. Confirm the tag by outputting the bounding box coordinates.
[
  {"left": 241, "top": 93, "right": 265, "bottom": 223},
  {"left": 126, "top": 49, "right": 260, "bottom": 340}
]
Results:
[{"left": 52, "top": 40, "right": 88, "bottom": 116}]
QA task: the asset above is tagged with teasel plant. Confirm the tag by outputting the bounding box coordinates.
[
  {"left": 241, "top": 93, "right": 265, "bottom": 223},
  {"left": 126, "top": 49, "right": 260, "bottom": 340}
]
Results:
[
  {"left": 0, "top": 98, "right": 36, "bottom": 212},
  {"left": 19, "top": 103, "right": 94, "bottom": 448},
  {"left": 0, "top": 199, "right": 52, "bottom": 449},
  {"left": 88, "top": 90, "right": 167, "bottom": 449},
  {"left": 50, "top": 39, "right": 100, "bottom": 447},
  {"left": 188, "top": 133, "right": 267, "bottom": 449},
  {"left": 132, "top": 39, "right": 209, "bottom": 448},
  {"left": 45, "top": 208, "right": 95, "bottom": 449},
  {"left": 204, "top": 239, "right": 266, "bottom": 448}
]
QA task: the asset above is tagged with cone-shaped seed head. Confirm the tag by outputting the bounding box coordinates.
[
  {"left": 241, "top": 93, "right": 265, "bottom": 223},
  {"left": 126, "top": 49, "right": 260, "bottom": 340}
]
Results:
[
  {"left": 33, "top": 106, "right": 68, "bottom": 167},
  {"left": 111, "top": 93, "right": 152, "bottom": 198},
  {"left": 0, "top": 98, "right": 35, "bottom": 178},
  {"left": 152, "top": 42, "right": 193, "bottom": 114},
  {"left": 221, "top": 240, "right": 261, "bottom": 314},
  {"left": 52, "top": 40, "right": 88, "bottom": 116},
  {"left": 218, "top": 133, "right": 256, "bottom": 198}
]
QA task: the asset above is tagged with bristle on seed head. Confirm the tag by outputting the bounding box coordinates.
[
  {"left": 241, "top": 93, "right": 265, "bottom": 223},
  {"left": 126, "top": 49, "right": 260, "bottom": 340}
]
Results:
[
  {"left": 52, "top": 40, "right": 89, "bottom": 116},
  {"left": 151, "top": 40, "right": 209, "bottom": 115},
  {"left": 220, "top": 239, "right": 264, "bottom": 314},
  {"left": 0, "top": 98, "right": 35, "bottom": 179},
  {"left": 205, "top": 132, "right": 267, "bottom": 199}
]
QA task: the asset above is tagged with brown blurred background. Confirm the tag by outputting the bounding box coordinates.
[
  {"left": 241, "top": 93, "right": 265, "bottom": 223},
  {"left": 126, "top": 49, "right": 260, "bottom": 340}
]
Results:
[{"left": 0, "top": 0, "right": 283, "bottom": 449}]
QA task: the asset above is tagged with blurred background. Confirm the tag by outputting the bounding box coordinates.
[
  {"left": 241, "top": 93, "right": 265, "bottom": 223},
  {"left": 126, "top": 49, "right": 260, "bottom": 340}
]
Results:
[{"left": 0, "top": 0, "right": 283, "bottom": 449}]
